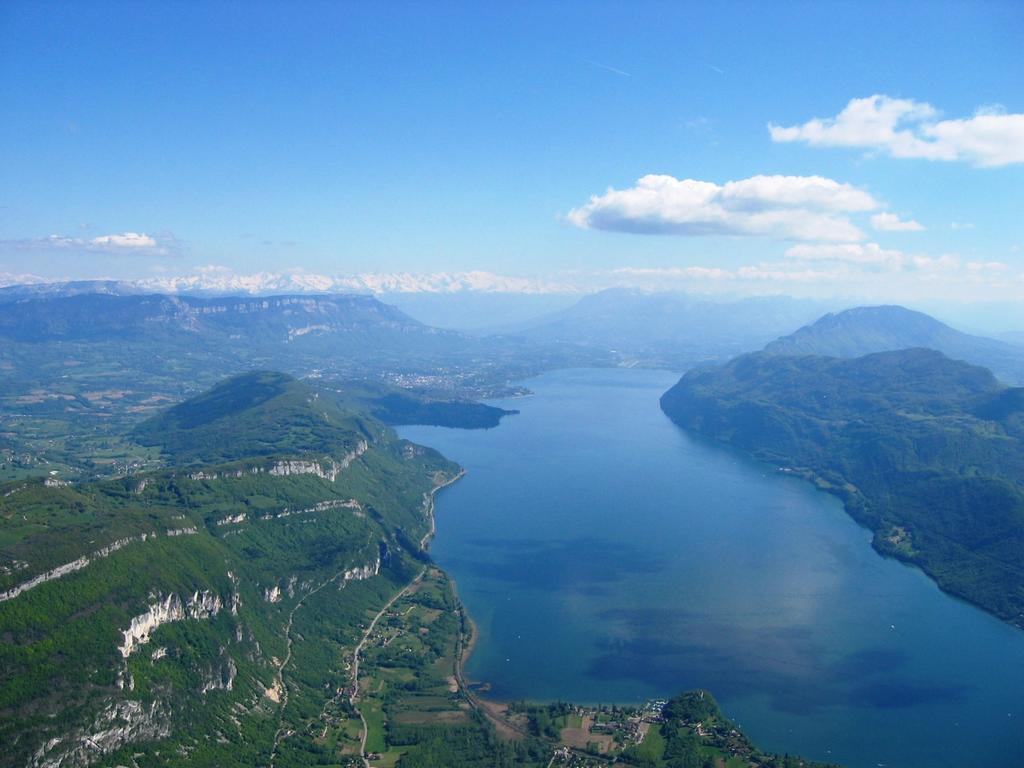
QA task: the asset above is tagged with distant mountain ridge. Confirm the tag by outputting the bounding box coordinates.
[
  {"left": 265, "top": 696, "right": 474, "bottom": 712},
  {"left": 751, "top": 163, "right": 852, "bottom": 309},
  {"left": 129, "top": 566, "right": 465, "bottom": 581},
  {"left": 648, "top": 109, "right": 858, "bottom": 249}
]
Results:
[
  {"left": 766, "top": 304, "right": 1024, "bottom": 384},
  {"left": 510, "top": 288, "right": 837, "bottom": 367},
  {"left": 0, "top": 270, "right": 572, "bottom": 299},
  {"left": 0, "top": 292, "right": 430, "bottom": 344}
]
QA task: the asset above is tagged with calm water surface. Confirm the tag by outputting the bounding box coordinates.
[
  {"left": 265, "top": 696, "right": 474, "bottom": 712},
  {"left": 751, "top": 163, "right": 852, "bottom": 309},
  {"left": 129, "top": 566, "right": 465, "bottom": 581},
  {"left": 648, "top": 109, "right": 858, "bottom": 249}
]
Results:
[{"left": 398, "top": 368, "right": 1024, "bottom": 768}]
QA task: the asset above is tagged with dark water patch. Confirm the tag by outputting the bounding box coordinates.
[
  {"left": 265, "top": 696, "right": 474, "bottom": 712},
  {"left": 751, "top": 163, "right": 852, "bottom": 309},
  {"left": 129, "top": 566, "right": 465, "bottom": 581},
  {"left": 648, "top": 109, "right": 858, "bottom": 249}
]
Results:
[{"left": 458, "top": 536, "right": 663, "bottom": 589}]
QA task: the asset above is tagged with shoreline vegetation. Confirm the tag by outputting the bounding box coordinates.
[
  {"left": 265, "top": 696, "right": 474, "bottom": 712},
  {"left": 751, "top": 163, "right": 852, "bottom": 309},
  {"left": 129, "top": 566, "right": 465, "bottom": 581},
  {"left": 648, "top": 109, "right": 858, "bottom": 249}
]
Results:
[
  {"left": 419, "top": 469, "right": 467, "bottom": 550},
  {"left": 353, "top": 557, "right": 839, "bottom": 767}
]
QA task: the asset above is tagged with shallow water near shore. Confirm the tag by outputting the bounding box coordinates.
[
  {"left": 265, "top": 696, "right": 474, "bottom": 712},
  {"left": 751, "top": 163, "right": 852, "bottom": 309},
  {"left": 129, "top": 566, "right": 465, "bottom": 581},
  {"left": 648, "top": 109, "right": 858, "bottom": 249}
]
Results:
[{"left": 398, "top": 367, "right": 1024, "bottom": 768}]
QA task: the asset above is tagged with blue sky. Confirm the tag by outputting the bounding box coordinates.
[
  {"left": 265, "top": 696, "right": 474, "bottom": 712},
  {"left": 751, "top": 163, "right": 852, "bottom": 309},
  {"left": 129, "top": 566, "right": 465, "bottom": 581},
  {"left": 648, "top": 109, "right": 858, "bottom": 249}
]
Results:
[{"left": 1, "top": 1, "right": 1022, "bottom": 301}]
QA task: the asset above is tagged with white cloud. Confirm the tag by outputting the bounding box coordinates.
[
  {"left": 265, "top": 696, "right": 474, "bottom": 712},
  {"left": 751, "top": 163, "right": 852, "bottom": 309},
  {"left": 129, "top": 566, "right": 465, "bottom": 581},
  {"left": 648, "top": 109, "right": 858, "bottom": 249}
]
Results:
[
  {"left": 769, "top": 95, "right": 1024, "bottom": 167},
  {"left": 950, "top": 221, "right": 975, "bottom": 230},
  {"left": 611, "top": 264, "right": 847, "bottom": 284},
  {"left": 783, "top": 243, "right": 986, "bottom": 275},
  {"left": 908, "top": 254, "right": 961, "bottom": 273},
  {"left": 89, "top": 232, "right": 156, "bottom": 248},
  {"left": 567, "top": 174, "right": 880, "bottom": 242},
  {"left": 785, "top": 242, "right": 906, "bottom": 266},
  {"left": 2, "top": 231, "right": 173, "bottom": 256},
  {"left": 870, "top": 212, "right": 924, "bottom": 232},
  {"left": 965, "top": 260, "right": 1009, "bottom": 273},
  {"left": 606, "top": 255, "right": 1023, "bottom": 302}
]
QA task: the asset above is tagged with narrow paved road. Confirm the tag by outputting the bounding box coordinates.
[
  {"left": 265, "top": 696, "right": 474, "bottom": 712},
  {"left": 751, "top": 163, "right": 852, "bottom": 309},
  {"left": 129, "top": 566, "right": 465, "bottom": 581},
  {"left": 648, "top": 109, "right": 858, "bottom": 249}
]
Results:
[
  {"left": 274, "top": 472, "right": 464, "bottom": 767},
  {"left": 350, "top": 471, "right": 463, "bottom": 763},
  {"left": 269, "top": 571, "right": 345, "bottom": 767},
  {"left": 350, "top": 570, "right": 426, "bottom": 766}
]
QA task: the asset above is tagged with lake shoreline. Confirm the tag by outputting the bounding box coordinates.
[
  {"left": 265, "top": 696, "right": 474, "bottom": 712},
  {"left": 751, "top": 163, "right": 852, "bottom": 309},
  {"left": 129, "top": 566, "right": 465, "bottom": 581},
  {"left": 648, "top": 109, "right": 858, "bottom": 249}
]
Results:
[{"left": 400, "top": 367, "right": 1024, "bottom": 768}]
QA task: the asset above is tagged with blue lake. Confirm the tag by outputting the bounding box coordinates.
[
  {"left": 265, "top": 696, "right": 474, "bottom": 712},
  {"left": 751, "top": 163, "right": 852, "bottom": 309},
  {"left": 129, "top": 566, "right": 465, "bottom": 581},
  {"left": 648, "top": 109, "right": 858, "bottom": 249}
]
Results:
[{"left": 398, "top": 367, "right": 1024, "bottom": 768}]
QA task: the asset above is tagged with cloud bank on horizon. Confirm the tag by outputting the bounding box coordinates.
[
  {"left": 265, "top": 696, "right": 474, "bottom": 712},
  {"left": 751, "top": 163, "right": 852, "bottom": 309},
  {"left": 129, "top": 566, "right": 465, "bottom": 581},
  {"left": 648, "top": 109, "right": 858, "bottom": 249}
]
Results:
[{"left": 2, "top": 258, "right": 1019, "bottom": 306}]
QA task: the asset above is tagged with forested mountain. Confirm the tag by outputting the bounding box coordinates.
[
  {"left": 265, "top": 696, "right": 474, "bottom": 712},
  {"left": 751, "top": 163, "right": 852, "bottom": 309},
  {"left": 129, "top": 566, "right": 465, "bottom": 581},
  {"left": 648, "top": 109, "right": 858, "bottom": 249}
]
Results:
[
  {"left": 0, "top": 371, "right": 458, "bottom": 767},
  {"left": 765, "top": 305, "right": 1024, "bottom": 384},
  {"left": 661, "top": 348, "right": 1024, "bottom": 628}
]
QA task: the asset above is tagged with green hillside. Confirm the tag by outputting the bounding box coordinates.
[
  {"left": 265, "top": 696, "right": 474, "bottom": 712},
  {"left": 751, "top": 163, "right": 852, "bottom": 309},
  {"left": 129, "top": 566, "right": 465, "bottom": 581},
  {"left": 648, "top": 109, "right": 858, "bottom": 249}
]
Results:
[
  {"left": 661, "top": 348, "right": 1024, "bottom": 628},
  {"left": 0, "top": 373, "right": 458, "bottom": 768},
  {"left": 132, "top": 371, "right": 374, "bottom": 465}
]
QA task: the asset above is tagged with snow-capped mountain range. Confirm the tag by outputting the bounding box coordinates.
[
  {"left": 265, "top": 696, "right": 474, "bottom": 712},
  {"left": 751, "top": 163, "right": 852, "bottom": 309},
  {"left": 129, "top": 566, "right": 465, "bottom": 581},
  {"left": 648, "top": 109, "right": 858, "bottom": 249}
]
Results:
[{"left": 0, "top": 269, "right": 577, "bottom": 297}]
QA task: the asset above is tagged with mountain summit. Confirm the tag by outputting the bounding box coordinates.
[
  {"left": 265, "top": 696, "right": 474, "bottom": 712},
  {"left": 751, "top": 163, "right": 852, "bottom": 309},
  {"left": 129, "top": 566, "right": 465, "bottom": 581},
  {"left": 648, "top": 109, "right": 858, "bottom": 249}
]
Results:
[{"left": 765, "top": 305, "right": 1024, "bottom": 384}]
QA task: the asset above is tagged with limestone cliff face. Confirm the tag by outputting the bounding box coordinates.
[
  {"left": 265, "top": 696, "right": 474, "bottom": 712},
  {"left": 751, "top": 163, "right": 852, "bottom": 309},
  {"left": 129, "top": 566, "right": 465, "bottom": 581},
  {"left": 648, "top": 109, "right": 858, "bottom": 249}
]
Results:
[
  {"left": 0, "top": 557, "right": 90, "bottom": 603},
  {"left": 187, "top": 440, "right": 369, "bottom": 483},
  {"left": 216, "top": 512, "right": 247, "bottom": 526},
  {"left": 199, "top": 655, "right": 238, "bottom": 694},
  {"left": 269, "top": 440, "right": 368, "bottom": 481},
  {"left": 268, "top": 459, "right": 339, "bottom": 481},
  {"left": 30, "top": 699, "right": 172, "bottom": 768},
  {"left": 0, "top": 533, "right": 158, "bottom": 603},
  {"left": 258, "top": 497, "right": 361, "bottom": 521},
  {"left": 343, "top": 556, "right": 381, "bottom": 583},
  {"left": 264, "top": 585, "right": 282, "bottom": 603},
  {"left": 118, "top": 591, "right": 223, "bottom": 658}
]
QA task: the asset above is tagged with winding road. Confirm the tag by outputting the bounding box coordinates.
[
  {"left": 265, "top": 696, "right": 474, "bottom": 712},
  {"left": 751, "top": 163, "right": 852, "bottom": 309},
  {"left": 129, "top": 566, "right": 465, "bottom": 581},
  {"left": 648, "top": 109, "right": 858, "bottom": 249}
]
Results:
[{"left": 350, "top": 570, "right": 427, "bottom": 765}]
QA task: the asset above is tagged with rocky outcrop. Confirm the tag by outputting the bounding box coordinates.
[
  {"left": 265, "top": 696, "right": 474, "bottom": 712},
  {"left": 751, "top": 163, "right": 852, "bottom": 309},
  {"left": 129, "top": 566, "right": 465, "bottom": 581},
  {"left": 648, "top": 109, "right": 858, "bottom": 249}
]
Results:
[
  {"left": 0, "top": 533, "right": 162, "bottom": 602},
  {"left": 286, "top": 323, "right": 332, "bottom": 340},
  {"left": 188, "top": 467, "right": 261, "bottom": 481},
  {"left": 0, "top": 557, "right": 90, "bottom": 602},
  {"left": 30, "top": 698, "right": 172, "bottom": 768},
  {"left": 268, "top": 459, "right": 339, "bottom": 481},
  {"left": 216, "top": 512, "right": 247, "bottom": 526},
  {"left": 340, "top": 440, "right": 369, "bottom": 469},
  {"left": 199, "top": 656, "right": 237, "bottom": 693},
  {"left": 118, "top": 591, "right": 223, "bottom": 658},
  {"left": 257, "top": 498, "right": 361, "bottom": 521},
  {"left": 188, "top": 441, "right": 369, "bottom": 485},
  {"left": 343, "top": 556, "right": 381, "bottom": 583}
]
